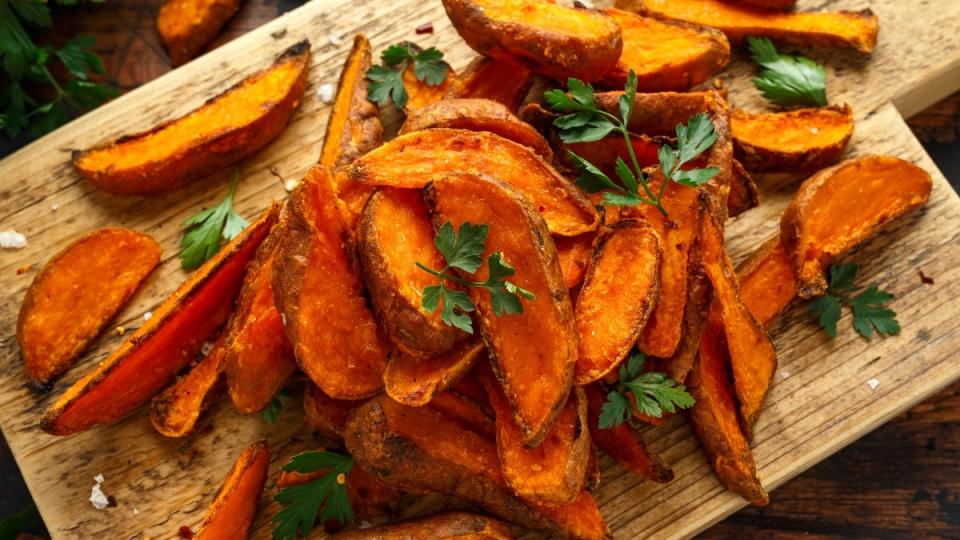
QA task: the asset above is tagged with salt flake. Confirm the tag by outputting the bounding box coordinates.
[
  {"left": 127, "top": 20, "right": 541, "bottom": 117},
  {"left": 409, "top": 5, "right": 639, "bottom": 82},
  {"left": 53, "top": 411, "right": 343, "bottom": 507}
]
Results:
[
  {"left": 143, "top": 311, "right": 153, "bottom": 321},
  {"left": 284, "top": 179, "right": 298, "bottom": 192},
  {"left": 328, "top": 35, "right": 343, "bottom": 46},
  {"left": 90, "top": 482, "right": 110, "bottom": 510},
  {"left": 317, "top": 83, "right": 335, "bottom": 104},
  {"left": 201, "top": 341, "right": 215, "bottom": 356},
  {"left": 780, "top": 370, "right": 790, "bottom": 380},
  {"left": 51, "top": 203, "right": 60, "bottom": 211},
  {"left": 867, "top": 378, "right": 880, "bottom": 390},
  {"left": 0, "top": 230, "right": 27, "bottom": 249},
  {"left": 94, "top": 473, "right": 105, "bottom": 483}
]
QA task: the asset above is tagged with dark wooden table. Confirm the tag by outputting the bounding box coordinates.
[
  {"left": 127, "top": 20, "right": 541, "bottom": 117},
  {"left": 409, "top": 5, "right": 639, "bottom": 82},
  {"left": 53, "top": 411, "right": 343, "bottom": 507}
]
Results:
[{"left": 3, "top": 1, "right": 959, "bottom": 537}]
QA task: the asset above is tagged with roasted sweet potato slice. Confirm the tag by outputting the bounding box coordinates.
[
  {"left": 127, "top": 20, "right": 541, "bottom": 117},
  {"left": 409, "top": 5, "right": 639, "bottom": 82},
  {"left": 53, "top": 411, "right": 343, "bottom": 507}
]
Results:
[
  {"left": 358, "top": 188, "right": 463, "bottom": 357},
  {"left": 726, "top": 0, "right": 796, "bottom": 10},
  {"left": 331, "top": 512, "right": 514, "bottom": 539},
  {"left": 444, "top": 56, "right": 534, "bottom": 111},
  {"left": 41, "top": 206, "right": 276, "bottom": 435},
  {"left": 349, "top": 129, "right": 598, "bottom": 237},
  {"left": 400, "top": 98, "right": 553, "bottom": 160},
  {"left": 732, "top": 105, "right": 854, "bottom": 174},
  {"left": 429, "top": 387, "right": 497, "bottom": 439},
  {"left": 321, "top": 34, "right": 382, "bottom": 172},
  {"left": 425, "top": 173, "right": 577, "bottom": 446},
  {"left": 780, "top": 155, "right": 932, "bottom": 299},
  {"left": 442, "top": 0, "right": 622, "bottom": 82},
  {"left": 273, "top": 166, "right": 389, "bottom": 399},
  {"left": 385, "top": 339, "right": 486, "bottom": 407},
  {"left": 600, "top": 8, "right": 730, "bottom": 91},
  {"left": 73, "top": 42, "right": 310, "bottom": 195},
  {"left": 736, "top": 236, "right": 796, "bottom": 328},
  {"left": 400, "top": 42, "right": 458, "bottom": 113},
  {"left": 303, "top": 384, "right": 356, "bottom": 441},
  {"left": 728, "top": 159, "right": 759, "bottom": 218},
  {"left": 17, "top": 228, "right": 161, "bottom": 391},
  {"left": 194, "top": 440, "right": 270, "bottom": 540},
  {"left": 149, "top": 335, "right": 226, "bottom": 438},
  {"left": 620, "top": 0, "right": 879, "bottom": 53},
  {"left": 554, "top": 233, "right": 595, "bottom": 290},
  {"left": 575, "top": 221, "right": 660, "bottom": 384},
  {"left": 562, "top": 134, "right": 662, "bottom": 179},
  {"left": 157, "top": 0, "right": 240, "bottom": 66},
  {"left": 584, "top": 383, "right": 673, "bottom": 482}
]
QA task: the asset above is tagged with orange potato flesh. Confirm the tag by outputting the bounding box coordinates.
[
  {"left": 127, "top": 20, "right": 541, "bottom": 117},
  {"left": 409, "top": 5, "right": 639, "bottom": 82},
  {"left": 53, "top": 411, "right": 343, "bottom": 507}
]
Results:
[
  {"left": 479, "top": 364, "right": 589, "bottom": 504},
  {"left": 277, "top": 457, "right": 400, "bottom": 524},
  {"left": 157, "top": 0, "right": 240, "bottom": 66},
  {"left": 428, "top": 387, "right": 497, "bottom": 440},
  {"left": 359, "top": 188, "right": 463, "bottom": 358},
  {"left": 554, "top": 233, "right": 595, "bottom": 290},
  {"left": 384, "top": 339, "right": 486, "bottom": 407},
  {"left": 732, "top": 105, "right": 854, "bottom": 174},
  {"left": 330, "top": 512, "right": 513, "bottom": 539},
  {"left": 349, "top": 128, "right": 599, "bottom": 237},
  {"left": 444, "top": 56, "right": 534, "bottom": 111},
  {"left": 195, "top": 440, "right": 271, "bottom": 540},
  {"left": 73, "top": 42, "right": 310, "bottom": 195},
  {"left": 584, "top": 383, "right": 674, "bottom": 482},
  {"left": 575, "top": 221, "right": 661, "bottom": 384},
  {"left": 18, "top": 228, "right": 161, "bottom": 390},
  {"left": 303, "top": 384, "right": 356, "bottom": 442},
  {"left": 272, "top": 166, "right": 389, "bottom": 399},
  {"left": 600, "top": 8, "right": 730, "bottom": 91},
  {"left": 736, "top": 236, "right": 796, "bottom": 329},
  {"left": 149, "top": 335, "right": 226, "bottom": 438},
  {"left": 401, "top": 98, "right": 553, "bottom": 160},
  {"left": 781, "top": 155, "right": 932, "bottom": 299},
  {"left": 526, "top": 490, "right": 610, "bottom": 540},
  {"left": 620, "top": 0, "right": 879, "bottom": 53},
  {"left": 425, "top": 173, "right": 577, "bottom": 447},
  {"left": 40, "top": 206, "right": 277, "bottom": 435},
  {"left": 402, "top": 55, "right": 457, "bottom": 113}
]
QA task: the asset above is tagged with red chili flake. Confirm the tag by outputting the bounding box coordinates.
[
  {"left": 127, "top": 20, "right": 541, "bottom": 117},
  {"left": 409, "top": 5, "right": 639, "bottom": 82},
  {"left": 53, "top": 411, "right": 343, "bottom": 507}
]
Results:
[
  {"left": 177, "top": 525, "right": 194, "bottom": 539},
  {"left": 919, "top": 270, "right": 935, "bottom": 285},
  {"left": 415, "top": 22, "right": 434, "bottom": 34}
]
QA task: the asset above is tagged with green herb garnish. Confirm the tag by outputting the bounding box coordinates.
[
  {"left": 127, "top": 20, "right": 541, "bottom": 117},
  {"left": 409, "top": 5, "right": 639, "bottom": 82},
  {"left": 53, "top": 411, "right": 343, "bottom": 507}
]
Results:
[
  {"left": 365, "top": 43, "right": 448, "bottom": 109},
  {"left": 748, "top": 36, "right": 827, "bottom": 108},
  {"left": 272, "top": 451, "right": 354, "bottom": 540},
  {"left": 179, "top": 172, "right": 248, "bottom": 270},
  {"left": 261, "top": 387, "right": 291, "bottom": 424},
  {"left": 0, "top": 504, "right": 36, "bottom": 540},
  {"left": 599, "top": 352, "right": 694, "bottom": 429},
  {"left": 808, "top": 263, "right": 900, "bottom": 339}
]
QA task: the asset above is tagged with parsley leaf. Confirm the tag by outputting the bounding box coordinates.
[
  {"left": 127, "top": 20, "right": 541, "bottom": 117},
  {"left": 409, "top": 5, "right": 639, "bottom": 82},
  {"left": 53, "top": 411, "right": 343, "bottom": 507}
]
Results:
[
  {"left": 365, "top": 42, "right": 449, "bottom": 109},
  {"left": 272, "top": 451, "right": 354, "bottom": 540},
  {"left": 598, "top": 352, "right": 694, "bottom": 429},
  {"left": 180, "top": 172, "right": 248, "bottom": 270},
  {"left": 808, "top": 263, "right": 900, "bottom": 339},
  {"left": 261, "top": 387, "right": 291, "bottom": 424},
  {"left": 748, "top": 36, "right": 827, "bottom": 108},
  {"left": 657, "top": 112, "right": 719, "bottom": 189}
]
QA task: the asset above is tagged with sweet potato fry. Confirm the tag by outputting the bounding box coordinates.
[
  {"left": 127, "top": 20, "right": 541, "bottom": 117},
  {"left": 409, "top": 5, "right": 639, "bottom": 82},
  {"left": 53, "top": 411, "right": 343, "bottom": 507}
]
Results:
[
  {"left": 73, "top": 42, "right": 310, "bottom": 195},
  {"left": 600, "top": 8, "right": 730, "bottom": 91},
  {"left": 400, "top": 98, "right": 553, "bottom": 160},
  {"left": 442, "top": 0, "right": 622, "bottom": 81},
  {"left": 780, "top": 155, "right": 932, "bottom": 299},
  {"left": 149, "top": 335, "right": 226, "bottom": 438},
  {"left": 479, "top": 364, "right": 589, "bottom": 503},
  {"left": 425, "top": 173, "right": 577, "bottom": 447},
  {"left": 575, "top": 221, "right": 661, "bottom": 384},
  {"left": 584, "top": 383, "right": 674, "bottom": 482},
  {"left": 384, "top": 339, "right": 486, "bottom": 407},
  {"left": 194, "top": 440, "right": 270, "bottom": 540},
  {"left": 277, "top": 454, "right": 400, "bottom": 523},
  {"left": 303, "top": 384, "right": 356, "bottom": 441},
  {"left": 18, "top": 228, "right": 161, "bottom": 390},
  {"left": 41, "top": 206, "right": 277, "bottom": 435},
  {"left": 620, "top": 0, "right": 879, "bottom": 53},
  {"left": 157, "top": 0, "right": 240, "bottom": 66},
  {"left": 349, "top": 129, "right": 599, "bottom": 237},
  {"left": 358, "top": 188, "right": 464, "bottom": 357},
  {"left": 732, "top": 105, "right": 854, "bottom": 174},
  {"left": 728, "top": 159, "right": 759, "bottom": 218},
  {"left": 736, "top": 236, "right": 796, "bottom": 328},
  {"left": 272, "top": 166, "right": 389, "bottom": 399},
  {"left": 331, "top": 512, "right": 514, "bottom": 539},
  {"left": 444, "top": 56, "right": 534, "bottom": 111},
  {"left": 725, "top": 0, "right": 795, "bottom": 10},
  {"left": 429, "top": 387, "right": 497, "bottom": 439},
  {"left": 401, "top": 42, "right": 457, "bottom": 113},
  {"left": 554, "top": 233, "right": 595, "bottom": 290}
]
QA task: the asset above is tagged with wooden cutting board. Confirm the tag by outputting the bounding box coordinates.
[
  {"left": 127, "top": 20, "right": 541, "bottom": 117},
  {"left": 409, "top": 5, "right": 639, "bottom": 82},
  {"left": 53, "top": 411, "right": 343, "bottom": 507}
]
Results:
[{"left": 1, "top": 0, "right": 959, "bottom": 538}]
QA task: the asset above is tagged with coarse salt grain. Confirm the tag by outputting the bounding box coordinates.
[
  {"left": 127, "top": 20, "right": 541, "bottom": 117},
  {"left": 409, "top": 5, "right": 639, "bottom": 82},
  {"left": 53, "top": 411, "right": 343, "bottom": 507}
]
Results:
[
  {"left": 867, "top": 378, "right": 880, "bottom": 390},
  {"left": 317, "top": 83, "right": 335, "bottom": 104},
  {"left": 328, "top": 35, "right": 343, "bottom": 46},
  {"left": 133, "top": 508, "right": 140, "bottom": 515},
  {"left": 201, "top": 341, "right": 215, "bottom": 356},
  {"left": 90, "top": 475, "right": 109, "bottom": 510},
  {"left": 284, "top": 179, "right": 298, "bottom": 192},
  {"left": 0, "top": 230, "right": 27, "bottom": 249},
  {"left": 51, "top": 203, "right": 59, "bottom": 211},
  {"left": 95, "top": 473, "right": 105, "bottom": 483},
  {"left": 780, "top": 370, "right": 790, "bottom": 380},
  {"left": 575, "top": 0, "right": 595, "bottom": 7},
  {"left": 143, "top": 311, "right": 153, "bottom": 321}
]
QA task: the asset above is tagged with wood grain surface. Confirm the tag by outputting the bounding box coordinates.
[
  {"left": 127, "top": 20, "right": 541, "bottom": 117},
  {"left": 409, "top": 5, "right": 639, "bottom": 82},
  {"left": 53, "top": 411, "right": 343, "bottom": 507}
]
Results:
[{"left": 1, "top": 0, "right": 959, "bottom": 538}]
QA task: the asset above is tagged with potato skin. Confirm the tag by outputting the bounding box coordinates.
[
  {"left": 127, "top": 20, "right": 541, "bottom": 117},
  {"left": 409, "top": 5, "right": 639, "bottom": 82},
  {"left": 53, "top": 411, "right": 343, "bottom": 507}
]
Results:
[
  {"left": 331, "top": 512, "right": 514, "bottom": 539},
  {"left": 444, "top": 56, "right": 534, "bottom": 112},
  {"left": 728, "top": 159, "right": 759, "bottom": 218},
  {"left": 384, "top": 339, "right": 485, "bottom": 407},
  {"left": 442, "top": 0, "right": 623, "bottom": 82},
  {"left": 732, "top": 105, "right": 854, "bottom": 174},
  {"left": 157, "top": 0, "right": 241, "bottom": 66},
  {"left": 321, "top": 34, "right": 382, "bottom": 172},
  {"left": 195, "top": 440, "right": 271, "bottom": 540}
]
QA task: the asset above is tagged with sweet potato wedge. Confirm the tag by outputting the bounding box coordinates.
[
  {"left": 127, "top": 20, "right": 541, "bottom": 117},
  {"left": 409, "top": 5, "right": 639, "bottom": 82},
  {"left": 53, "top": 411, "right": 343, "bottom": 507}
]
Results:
[
  {"left": 400, "top": 42, "right": 458, "bottom": 113},
  {"left": 429, "top": 387, "right": 497, "bottom": 439},
  {"left": 425, "top": 172, "right": 577, "bottom": 447},
  {"left": 562, "top": 134, "right": 663, "bottom": 179},
  {"left": 157, "top": 0, "right": 240, "bottom": 66},
  {"left": 348, "top": 128, "right": 599, "bottom": 237},
  {"left": 620, "top": 0, "right": 879, "bottom": 53},
  {"left": 384, "top": 339, "right": 486, "bottom": 407},
  {"left": 73, "top": 42, "right": 310, "bottom": 195},
  {"left": 554, "top": 233, "right": 595, "bottom": 290},
  {"left": 444, "top": 56, "right": 534, "bottom": 111},
  {"left": 584, "top": 383, "right": 674, "bottom": 482},
  {"left": 780, "top": 155, "right": 932, "bottom": 299},
  {"left": 149, "top": 335, "right": 226, "bottom": 438},
  {"left": 726, "top": 0, "right": 796, "bottom": 10},
  {"left": 18, "top": 228, "right": 161, "bottom": 390},
  {"left": 321, "top": 34, "right": 382, "bottom": 172},
  {"left": 736, "top": 236, "right": 796, "bottom": 328},
  {"left": 331, "top": 512, "right": 514, "bottom": 539},
  {"left": 400, "top": 98, "right": 553, "bottom": 160},
  {"left": 41, "top": 206, "right": 276, "bottom": 435},
  {"left": 358, "top": 188, "right": 463, "bottom": 357},
  {"left": 303, "top": 384, "right": 356, "bottom": 441},
  {"left": 600, "top": 8, "right": 730, "bottom": 91},
  {"left": 575, "top": 221, "right": 661, "bottom": 384},
  {"left": 272, "top": 166, "right": 389, "bottom": 399},
  {"left": 442, "top": 0, "right": 622, "bottom": 82},
  {"left": 728, "top": 159, "right": 759, "bottom": 218},
  {"left": 194, "top": 440, "right": 270, "bottom": 540},
  {"left": 732, "top": 105, "right": 854, "bottom": 174}
]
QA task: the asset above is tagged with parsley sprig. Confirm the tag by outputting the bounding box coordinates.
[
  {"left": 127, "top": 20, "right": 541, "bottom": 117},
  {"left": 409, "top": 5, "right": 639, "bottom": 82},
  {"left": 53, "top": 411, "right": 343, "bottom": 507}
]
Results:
[
  {"left": 365, "top": 43, "right": 448, "bottom": 109},
  {"left": 545, "top": 71, "right": 718, "bottom": 216},
  {"left": 417, "top": 222, "right": 535, "bottom": 334},
  {"left": 748, "top": 37, "right": 827, "bottom": 108},
  {"left": 179, "top": 172, "right": 248, "bottom": 270},
  {"left": 598, "top": 352, "right": 694, "bottom": 429},
  {"left": 272, "top": 451, "right": 354, "bottom": 540},
  {"left": 809, "top": 263, "right": 900, "bottom": 339},
  {"left": 261, "top": 388, "right": 291, "bottom": 424}
]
